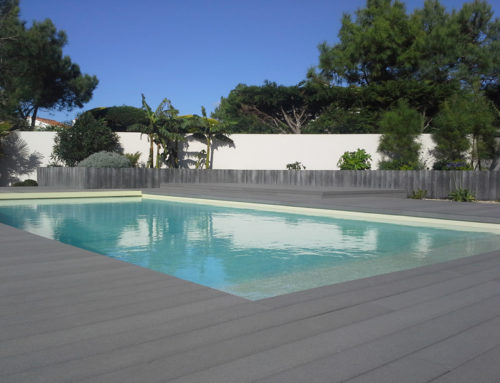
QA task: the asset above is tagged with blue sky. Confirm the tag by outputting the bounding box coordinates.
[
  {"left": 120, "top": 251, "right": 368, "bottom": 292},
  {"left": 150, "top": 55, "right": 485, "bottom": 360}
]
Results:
[{"left": 19, "top": 0, "right": 499, "bottom": 123}]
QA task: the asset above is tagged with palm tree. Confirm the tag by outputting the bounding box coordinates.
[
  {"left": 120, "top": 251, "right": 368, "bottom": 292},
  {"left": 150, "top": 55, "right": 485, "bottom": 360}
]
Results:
[
  {"left": 134, "top": 94, "right": 181, "bottom": 168},
  {"left": 188, "top": 106, "right": 234, "bottom": 169},
  {"left": 156, "top": 115, "right": 185, "bottom": 169}
]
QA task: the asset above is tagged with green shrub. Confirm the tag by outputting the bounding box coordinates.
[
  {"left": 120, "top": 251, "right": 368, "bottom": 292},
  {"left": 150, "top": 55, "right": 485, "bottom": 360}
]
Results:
[
  {"left": 12, "top": 179, "right": 38, "bottom": 187},
  {"left": 286, "top": 161, "right": 306, "bottom": 170},
  {"left": 124, "top": 152, "right": 142, "bottom": 167},
  {"left": 337, "top": 149, "right": 372, "bottom": 170},
  {"left": 78, "top": 151, "right": 131, "bottom": 168},
  {"left": 379, "top": 159, "right": 423, "bottom": 170},
  {"left": 51, "top": 113, "right": 121, "bottom": 166},
  {"left": 47, "top": 162, "right": 63, "bottom": 167},
  {"left": 409, "top": 189, "right": 427, "bottom": 199},
  {"left": 194, "top": 150, "right": 206, "bottom": 169},
  {"left": 449, "top": 188, "right": 475, "bottom": 202}
]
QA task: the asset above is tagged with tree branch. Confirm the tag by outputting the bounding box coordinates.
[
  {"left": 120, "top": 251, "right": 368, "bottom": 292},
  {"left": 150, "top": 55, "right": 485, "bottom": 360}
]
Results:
[{"left": 240, "top": 104, "right": 289, "bottom": 133}]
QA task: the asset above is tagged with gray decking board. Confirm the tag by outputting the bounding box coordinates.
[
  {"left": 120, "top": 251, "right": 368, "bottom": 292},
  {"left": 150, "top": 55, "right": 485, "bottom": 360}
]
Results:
[
  {"left": 152, "top": 285, "right": 500, "bottom": 383},
  {"left": 0, "top": 187, "right": 499, "bottom": 382},
  {"left": 0, "top": 265, "right": 164, "bottom": 303},
  {"left": 8, "top": 264, "right": 490, "bottom": 379},
  {"left": 0, "top": 279, "right": 208, "bottom": 326},
  {"left": 412, "top": 315, "right": 500, "bottom": 371},
  {"left": 343, "top": 354, "right": 448, "bottom": 383},
  {"left": 429, "top": 345, "right": 500, "bottom": 383},
  {"left": 251, "top": 290, "right": 500, "bottom": 383},
  {"left": 0, "top": 301, "right": 269, "bottom": 377},
  {"left": 1, "top": 286, "right": 225, "bottom": 342},
  {"left": 0, "top": 294, "right": 244, "bottom": 360},
  {"left": 3, "top": 302, "right": 392, "bottom": 383}
]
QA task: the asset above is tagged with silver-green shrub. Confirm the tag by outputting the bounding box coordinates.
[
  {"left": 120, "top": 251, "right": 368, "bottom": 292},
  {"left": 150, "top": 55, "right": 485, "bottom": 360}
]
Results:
[{"left": 78, "top": 151, "right": 131, "bottom": 168}]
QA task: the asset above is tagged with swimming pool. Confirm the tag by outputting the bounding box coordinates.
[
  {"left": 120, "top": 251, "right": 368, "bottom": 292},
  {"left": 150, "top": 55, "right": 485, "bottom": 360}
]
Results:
[{"left": 1, "top": 194, "right": 500, "bottom": 300}]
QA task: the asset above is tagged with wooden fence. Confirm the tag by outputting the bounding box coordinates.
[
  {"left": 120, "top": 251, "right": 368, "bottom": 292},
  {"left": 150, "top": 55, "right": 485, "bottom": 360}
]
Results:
[
  {"left": 36, "top": 168, "right": 499, "bottom": 200},
  {"left": 37, "top": 167, "right": 160, "bottom": 189}
]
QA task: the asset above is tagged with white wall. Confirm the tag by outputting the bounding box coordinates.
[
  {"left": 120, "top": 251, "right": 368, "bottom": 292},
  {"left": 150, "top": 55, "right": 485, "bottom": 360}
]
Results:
[
  {"left": 116, "top": 132, "right": 154, "bottom": 166},
  {"left": 6, "top": 132, "right": 436, "bottom": 183},
  {"left": 20, "top": 131, "right": 56, "bottom": 167},
  {"left": 209, "top": 134, "right": 435, "bottom": 170},
  {"left": 2, "top": 132, "right": 155, "bottom": 183}
]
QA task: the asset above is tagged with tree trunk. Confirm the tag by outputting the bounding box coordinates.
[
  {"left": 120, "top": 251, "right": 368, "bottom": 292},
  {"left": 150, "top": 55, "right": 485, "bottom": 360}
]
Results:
[
  {"left": 205, "top": 136, "right": 211, "bottom": 169},
  {"left": 148, "top": 134, "right": 154, "bottom": 168},
  {"left": 30, "top": 106, "right": 38, "bottom": 130},
  {"left": 471, "top": 135, "right": 480, "bottom": 170},
  {"left": 156, "top": 144, "right": 160, "bottom": 168}
]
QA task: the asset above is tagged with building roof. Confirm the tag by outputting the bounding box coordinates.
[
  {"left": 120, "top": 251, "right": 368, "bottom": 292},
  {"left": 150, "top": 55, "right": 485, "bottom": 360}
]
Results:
[{"left": 35, "top": 117, "right": 66, "bottom": 127}]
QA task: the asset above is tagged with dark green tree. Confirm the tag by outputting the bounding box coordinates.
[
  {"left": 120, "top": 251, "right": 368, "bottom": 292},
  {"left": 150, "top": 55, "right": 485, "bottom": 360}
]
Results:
[
  {"left": 87, "top": 106, "right": 147, "bottom": 132},
  {"left": 313, "top": 0, "right": 499, "bottom": 119},
  {"left": 378, "top": 100, "right": 424, "bottom": 169},
  {"left": 51, "top": 113, "right": 121, "bottom": 166},
  {"left": 214, "top": 0, "right": 499, "bottom": 139},
  {"left": 316, "top": 0, "right": 418, "bottom": 86},
  {"left": 213, "top": 81, "right": 334, "bottom": 134},
  {"left": 22, "top": 20, "right": 98, "bottom": 129},
  {"left": 0, "top": 1, "right": 98, "bottom": 130},
  {"left": 212, "top": 93, "right": 270, "bottom": 134},
  {"left": 451, "top": 1, "right": 500, "bottom": 90},
  {"left": 432, "top": 91, "right": 499, "bottom": 169},
  {"left": 432, "top": 95, "right": 474, "bottom": 167},
  {"left": 304, "top": 85, "right": 378, "bottom": 133},
  {"left": 0, "top": 0, "right": 25, "bottom": 131}
]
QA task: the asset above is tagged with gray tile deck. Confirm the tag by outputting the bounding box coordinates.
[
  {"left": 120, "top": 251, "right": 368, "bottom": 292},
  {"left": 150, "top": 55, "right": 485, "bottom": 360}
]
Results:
[{"left": 1, "top": 184, "right": 500, "bottom": 382}]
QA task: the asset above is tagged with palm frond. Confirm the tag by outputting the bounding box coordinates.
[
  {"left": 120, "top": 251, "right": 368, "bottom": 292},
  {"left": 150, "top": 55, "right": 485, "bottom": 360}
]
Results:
[
  {"left": 214, "top": 133, "right": 234, "bottom": 145},
  {"left": 190, "top": 132, "right": 207, "bottom": 143},
  {"left": 141, "top": 94, "right": 153, "bottom": 118}
]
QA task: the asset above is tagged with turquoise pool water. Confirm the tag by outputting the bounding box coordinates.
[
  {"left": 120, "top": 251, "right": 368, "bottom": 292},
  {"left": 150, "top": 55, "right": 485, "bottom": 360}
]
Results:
[{"left": 1, "top": 197, "right": 500, "bottom": 300}]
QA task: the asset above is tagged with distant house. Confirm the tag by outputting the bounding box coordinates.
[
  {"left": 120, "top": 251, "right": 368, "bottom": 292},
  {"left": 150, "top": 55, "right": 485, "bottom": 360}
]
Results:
[{"left": 26, "top": 117, "right": 67, "bottom": 130}]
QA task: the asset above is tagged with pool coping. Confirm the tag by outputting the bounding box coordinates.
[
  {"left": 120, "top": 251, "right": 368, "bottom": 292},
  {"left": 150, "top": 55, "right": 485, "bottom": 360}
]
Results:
[{"left": 0, "top": 190, "right": 142, "bottom": 200}]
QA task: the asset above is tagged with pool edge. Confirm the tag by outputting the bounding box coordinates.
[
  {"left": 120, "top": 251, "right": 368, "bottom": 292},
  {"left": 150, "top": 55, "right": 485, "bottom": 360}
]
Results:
[{"left": 0, "top": 191, "right": 143, "bottom": 200}]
